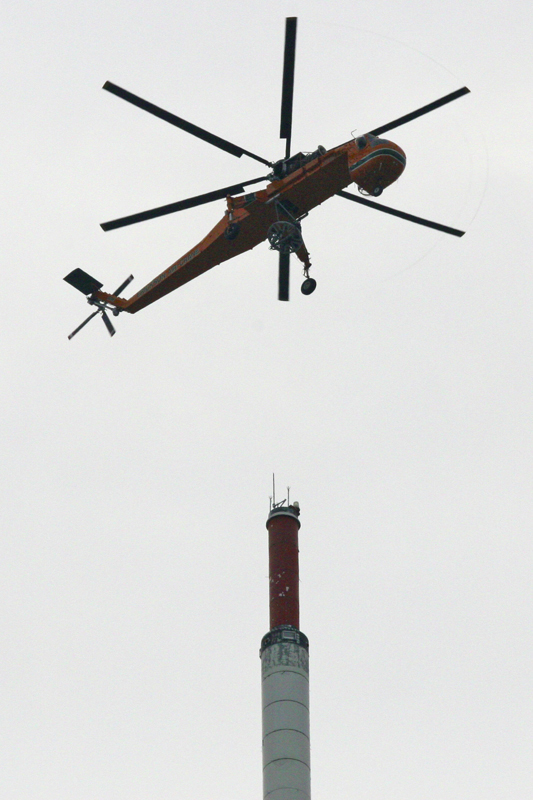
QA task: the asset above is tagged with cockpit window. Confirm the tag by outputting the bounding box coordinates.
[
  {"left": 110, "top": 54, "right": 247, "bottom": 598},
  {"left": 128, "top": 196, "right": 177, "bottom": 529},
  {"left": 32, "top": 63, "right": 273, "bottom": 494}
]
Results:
[
  {"left": 366, "top": 134, "right": 389, "bottom": 146},
  {"left": 356, "top": 136, "right": 367, "bottom": 149}
]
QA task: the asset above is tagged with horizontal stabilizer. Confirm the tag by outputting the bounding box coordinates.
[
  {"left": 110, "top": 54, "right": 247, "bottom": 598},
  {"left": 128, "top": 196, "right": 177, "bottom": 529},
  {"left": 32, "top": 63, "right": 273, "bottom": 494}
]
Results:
[{"left": 64, "top": 269, "right": 103, "bottom": 295}]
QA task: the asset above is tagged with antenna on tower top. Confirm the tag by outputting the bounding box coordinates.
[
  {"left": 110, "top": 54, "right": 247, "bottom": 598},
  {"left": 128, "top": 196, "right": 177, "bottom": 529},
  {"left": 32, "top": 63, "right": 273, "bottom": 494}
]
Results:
[{"left": 271, "top": 473, "right": 288, "bottom": 509}]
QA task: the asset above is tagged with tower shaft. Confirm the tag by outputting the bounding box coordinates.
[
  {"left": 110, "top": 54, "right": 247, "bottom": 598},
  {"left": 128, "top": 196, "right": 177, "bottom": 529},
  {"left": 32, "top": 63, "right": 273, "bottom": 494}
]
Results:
[{"left": 261, "top": 503, "right": 310, "bottom": 800}]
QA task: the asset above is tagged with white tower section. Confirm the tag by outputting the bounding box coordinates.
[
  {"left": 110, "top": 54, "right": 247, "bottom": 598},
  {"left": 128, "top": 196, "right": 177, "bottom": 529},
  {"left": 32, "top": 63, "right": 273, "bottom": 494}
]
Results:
[{"left": 261, "top": 629, "right": 311, "bottom": 800}]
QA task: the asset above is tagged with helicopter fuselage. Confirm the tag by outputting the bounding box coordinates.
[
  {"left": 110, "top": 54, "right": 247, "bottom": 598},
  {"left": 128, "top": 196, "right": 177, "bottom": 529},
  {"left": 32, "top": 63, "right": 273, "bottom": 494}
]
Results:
[{"left": 96, "top": 136, "right": 405, "bottom": 314}]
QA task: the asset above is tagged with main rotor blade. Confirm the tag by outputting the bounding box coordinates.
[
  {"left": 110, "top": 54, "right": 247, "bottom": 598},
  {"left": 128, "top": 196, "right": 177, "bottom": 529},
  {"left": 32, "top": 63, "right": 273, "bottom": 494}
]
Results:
[
  {"left": 101, "top": 176, "right": 267, "bottom": 231},
  {"left": 112, "top": 274, "right": 134, "bottom": 296},
  {"left": 337, "top": 190, "right": 465, "bottom": 237},
  {"left": 101, "top": 310, "right": 116, "bottom": 337},
  {"left": 279, "top": 17, "right": 297, "bottom": 159},
  {"left": 369, "top": 87, "right": 470, "bottom": 137},
  {"left": 278, "top": 250, "right": 290, "bottom": 300},
  {"left": 67, "top": 310, "right": 99, "bottom": 340},
  {"left": 103, "top": 81, "right": 272, "bottom": 167}
]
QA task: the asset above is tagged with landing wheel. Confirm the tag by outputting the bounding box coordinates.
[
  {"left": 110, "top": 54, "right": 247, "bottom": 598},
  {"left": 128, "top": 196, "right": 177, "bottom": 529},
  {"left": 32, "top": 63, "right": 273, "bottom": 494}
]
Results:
[
  {"left": 372, "top": 186, "right": 383, "bottom": 197},
  {"left": 301, "top": 278, "right": 317, "bottom": 295},
  {"left": 224, "top": 222, "right": 240, "bottom": 240},
  {"left": 268, "top": 221, "right": 303, "bottom": 254}
]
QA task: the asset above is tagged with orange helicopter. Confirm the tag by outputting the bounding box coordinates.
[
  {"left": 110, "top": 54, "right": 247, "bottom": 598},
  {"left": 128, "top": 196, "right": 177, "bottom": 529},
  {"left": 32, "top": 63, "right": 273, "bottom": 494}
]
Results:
[{"left": 64, "top": 17, "right": 469, "bottom": 339}]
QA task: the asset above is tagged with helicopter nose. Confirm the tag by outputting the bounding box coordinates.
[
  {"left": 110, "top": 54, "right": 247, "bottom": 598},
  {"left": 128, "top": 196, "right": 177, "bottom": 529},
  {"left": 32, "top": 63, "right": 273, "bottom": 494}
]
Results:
[{"left": 349, "top": 138, "right": 406, "bottom": 196}]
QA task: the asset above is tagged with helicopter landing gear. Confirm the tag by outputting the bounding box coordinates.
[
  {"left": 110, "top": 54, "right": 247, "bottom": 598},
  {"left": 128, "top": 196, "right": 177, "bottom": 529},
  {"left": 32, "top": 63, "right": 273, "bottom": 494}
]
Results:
[
  {"left": 268, "top": 220, "right": 303, "bottom": 254},
  {"left": 224, "top": 222, "right": 240, "bottom": 240},
  {"left": 268, "top": 202, "right": 316, "bottom": 299},
  {"left": 301, "top": 276, "right": 316, "bottom": 295},
  {"left": 300, "top": 260, "right": 316, "bottom": 295},
  {"left": 358, "top": 185, "right": 384, "bottom": 198},
  {"left": 295, "top": 246, "right": 316, "bottom": 295}
]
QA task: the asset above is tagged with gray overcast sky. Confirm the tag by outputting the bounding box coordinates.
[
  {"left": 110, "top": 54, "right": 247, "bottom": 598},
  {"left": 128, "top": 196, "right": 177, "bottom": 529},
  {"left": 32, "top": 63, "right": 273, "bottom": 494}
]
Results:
[{"left": 2, "top": 0, "right": 532, "bottom": 798}]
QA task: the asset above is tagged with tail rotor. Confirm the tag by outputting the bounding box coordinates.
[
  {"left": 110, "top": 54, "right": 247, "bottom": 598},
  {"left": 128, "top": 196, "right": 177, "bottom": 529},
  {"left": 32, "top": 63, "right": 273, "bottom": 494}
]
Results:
[{"left": 64, "top": 268, "right": 133, "bottom": 340}]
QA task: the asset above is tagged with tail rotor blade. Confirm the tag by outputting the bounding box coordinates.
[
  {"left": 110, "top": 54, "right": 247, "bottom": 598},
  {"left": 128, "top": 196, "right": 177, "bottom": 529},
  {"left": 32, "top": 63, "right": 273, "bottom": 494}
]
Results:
[
  {"left": 101, "top": 310, "right": 116, "bottom": 337},
  {"left": 337, "top": 190, "right": 465, "bottom": 236},
  {"left": 67, "top": 310, "right": 100, "bottom": 340},
  {"left": 112, "top": 274, "right": 134, "bottom": 296},
  {"left": 280, "top": 17, "right": 297, "bottom": 159},
  {"left": 278, "top": 250, "right": 290, "bottom": 301},
  {"left": 103, "top": 81, "right": 272, "bottom": 167},
  {"left": 369, "top": 87, "right": 470, "bottom": 137}
]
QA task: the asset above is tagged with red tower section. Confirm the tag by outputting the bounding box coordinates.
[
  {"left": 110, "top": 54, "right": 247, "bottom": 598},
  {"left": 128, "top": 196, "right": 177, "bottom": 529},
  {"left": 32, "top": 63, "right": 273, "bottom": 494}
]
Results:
[{"left": 267, "top": 504, "right": 301, "bottom": 630}]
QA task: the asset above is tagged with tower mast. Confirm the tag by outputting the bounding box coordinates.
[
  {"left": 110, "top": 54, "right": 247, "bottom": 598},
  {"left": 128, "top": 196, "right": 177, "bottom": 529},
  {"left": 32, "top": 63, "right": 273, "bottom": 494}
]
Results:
[{"left": 260, "top": 498, "right": 310, "bottom": 800}]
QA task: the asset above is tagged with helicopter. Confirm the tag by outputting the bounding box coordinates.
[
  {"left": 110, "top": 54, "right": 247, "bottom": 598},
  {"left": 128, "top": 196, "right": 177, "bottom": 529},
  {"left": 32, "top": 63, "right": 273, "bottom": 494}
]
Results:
[{"left": 64, "top": 17, "right": 469, "bottom": 339}]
